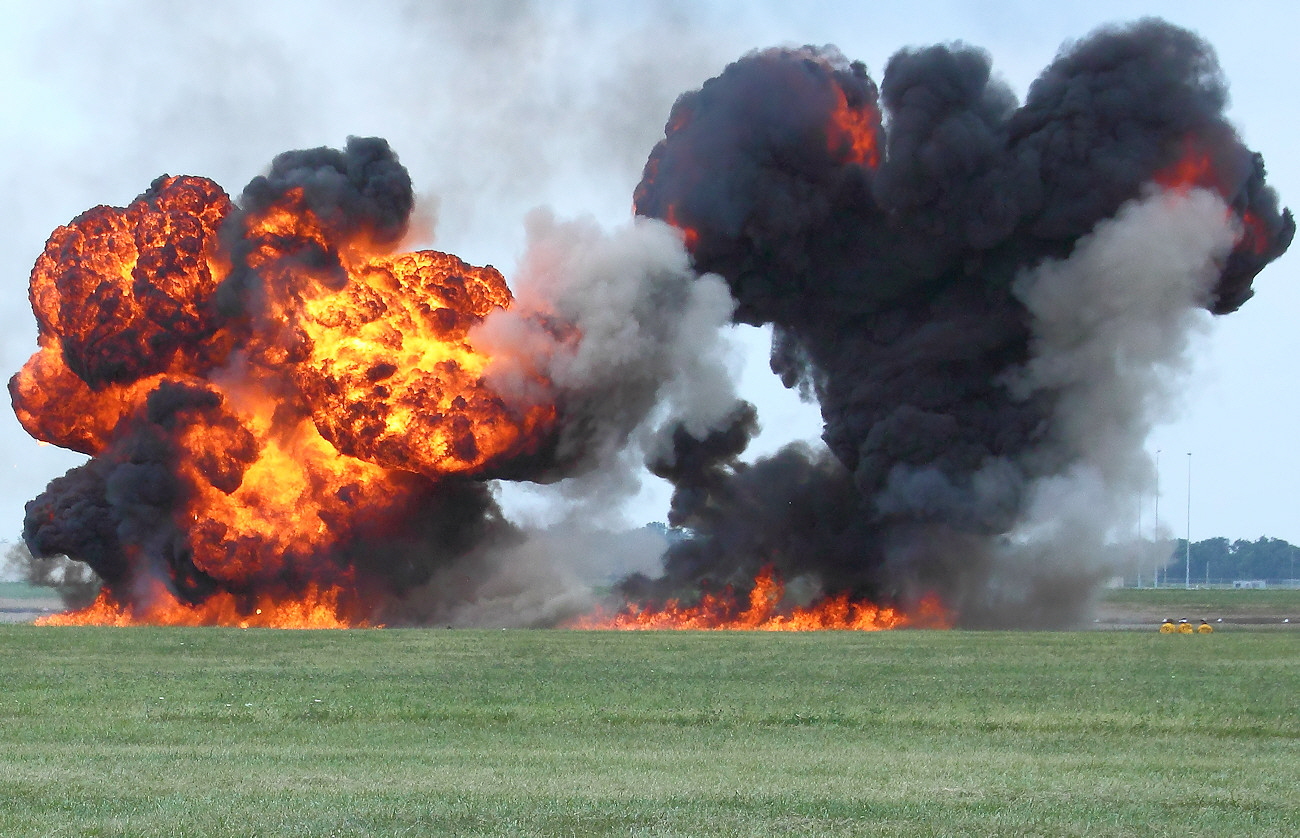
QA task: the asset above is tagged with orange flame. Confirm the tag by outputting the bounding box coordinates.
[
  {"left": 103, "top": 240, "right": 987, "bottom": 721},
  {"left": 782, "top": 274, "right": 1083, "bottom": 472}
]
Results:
[
  {"left": 664, "top": 205, "right": 700, "bottom": 252},
  {"left": 16, "top": 165, "right": 558, "bottom": 628},
  {"left": 34, "top": 581, "right": 365, "bottom": 629},
  {"left": 1153, "top": 140, "right": 1221, "bottom": 193},
  {"left": 1153, "top": 136, "right": 1268, "bottom": 255},
  {"left": 827, "top": 85, "right": 881, "bottom": 169},
  {"left": 569, "top": 566, "right": 951, "bottom": 631},
  {"left": 1237, "top": 210, "right": 1271, "bottom": 256}
]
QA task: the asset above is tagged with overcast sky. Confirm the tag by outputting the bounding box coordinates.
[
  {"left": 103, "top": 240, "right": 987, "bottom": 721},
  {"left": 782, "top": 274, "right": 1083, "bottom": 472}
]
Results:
[{"left": 2, "top": 0, "right": 1297, "bottom": 550}]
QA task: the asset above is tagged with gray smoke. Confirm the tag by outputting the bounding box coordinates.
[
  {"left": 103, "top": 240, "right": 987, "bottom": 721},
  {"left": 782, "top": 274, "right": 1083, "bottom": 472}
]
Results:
[
  {"left": 423, "top": 213, "right": 744, "bottom": 624},
  {"left": 477, "top": 211, "right": 740, "bottom": 497},
  {"left": 947, "top": 187, "right": 1239, "bottom": 625}
]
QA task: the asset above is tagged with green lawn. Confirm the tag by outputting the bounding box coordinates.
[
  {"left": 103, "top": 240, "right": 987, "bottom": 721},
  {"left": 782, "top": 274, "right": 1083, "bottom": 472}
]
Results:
[{"left": 0, "top": 627, "right": 1296, "bottom": 837}]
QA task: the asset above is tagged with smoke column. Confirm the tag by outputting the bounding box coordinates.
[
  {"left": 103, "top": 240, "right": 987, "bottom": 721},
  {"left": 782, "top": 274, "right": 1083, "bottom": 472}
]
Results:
[{"left": 632, "top": 19, "right": 1292, "bottom": 626}]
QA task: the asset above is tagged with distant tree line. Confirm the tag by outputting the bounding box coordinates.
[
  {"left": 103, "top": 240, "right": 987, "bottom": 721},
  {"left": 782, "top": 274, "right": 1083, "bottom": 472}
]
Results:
[{"left": 1168, "top": 537, "right": 1300, "bottom": 583}]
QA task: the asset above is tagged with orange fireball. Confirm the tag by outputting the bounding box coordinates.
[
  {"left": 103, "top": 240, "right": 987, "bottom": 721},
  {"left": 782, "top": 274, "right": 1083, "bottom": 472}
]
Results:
[{"left": 14, "top": 140, "right": 559, "bottom": 628}]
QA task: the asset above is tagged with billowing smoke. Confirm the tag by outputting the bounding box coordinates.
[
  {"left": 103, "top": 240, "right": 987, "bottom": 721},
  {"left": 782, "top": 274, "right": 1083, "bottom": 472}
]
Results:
[
  {"left": 10, "top": 18, "right": 1293, "bottom": 629},
  {"left": 12, "top": 137, "right": 739, "bottom": 626},
  {"left": 480, "top": 210, "right": 740, "bottom": 483},
  {"left": 371, "top": 211, "right": 744, "bottom": 627},
  {"left": 400, "top": 210, "right": 740, "bottom": 625},
  {"left": 632, "top": 19, "right": 1292, "bottom": 625}
]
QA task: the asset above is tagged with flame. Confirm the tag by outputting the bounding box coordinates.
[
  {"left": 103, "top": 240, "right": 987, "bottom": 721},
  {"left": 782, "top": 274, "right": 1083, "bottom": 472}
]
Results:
[
  {"left": 569, "top": 566, "right": 952, "bottom": 631},
  {"left": 1153, "top": 136, "right": 1270, "bottom": 256},
  {"left": 9, "top": 345, "right": 159, "bottom": 454},
  {"left": 13, "top": 176, "right": 234, "bottom": 452},
  {"left": 1153, "top": 139, "right": 1221, "bottom": 193},
  {"left": 35, "top": 581, "right": 364, "bottom": 628},
  {"left": 15, "top": 161, "right": 557, "bottom": 628},
  {"left": 1236, "top": 210, "right": 1271, "bottom": 257},
  {"left": 827, "top": 85, "right": 881, "bottom": 168},
  {"left": 295, "top": 250, "right": 554, "bottom": 476},
  {"left": 664, "top": 205, "right": 700, "bottom": 252}
]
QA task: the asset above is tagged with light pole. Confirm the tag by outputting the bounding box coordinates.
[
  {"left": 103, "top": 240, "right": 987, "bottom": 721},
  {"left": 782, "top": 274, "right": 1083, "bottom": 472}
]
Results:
[
  {"left": 1136, "top": 477, "right": 1144, "bottom": 588},
  {"left": 1155, "top": 449, "right": 1161, "bottom": 587},
  {"left": 1185, "top": 452, "right": 1192, "bottom": 590}
]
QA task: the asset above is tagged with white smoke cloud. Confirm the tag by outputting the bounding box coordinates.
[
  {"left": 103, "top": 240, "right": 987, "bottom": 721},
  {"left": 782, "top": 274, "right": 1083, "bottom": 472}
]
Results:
[
  {"left": 983, "top": 186, "right": 1239, "bottom": 621},
  {"left": 407, "top": 211, "right": 743, "bottom": 625},
  {"left": 477, "top": 211, "right": 741, "bottom": 516}
]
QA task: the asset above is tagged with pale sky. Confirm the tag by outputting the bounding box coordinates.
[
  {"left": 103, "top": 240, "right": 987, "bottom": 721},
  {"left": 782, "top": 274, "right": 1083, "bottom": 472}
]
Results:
[{"left": 2, "top": 0, "right": 1296, "bottom": 552}]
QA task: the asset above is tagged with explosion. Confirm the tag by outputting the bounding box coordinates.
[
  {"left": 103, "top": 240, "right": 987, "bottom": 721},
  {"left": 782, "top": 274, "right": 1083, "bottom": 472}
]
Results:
[
  {"left": 14, "top": 136, "right": 743, "bottom": 628},
  {"left": 15, "top": 140, "right": 561, "bottom": 626},
  {"left": 11, "top": 20, "right": 1294, "bottom": 629},
  {"left": 631, "top": 22, "right": 1291, "bottom": 627}
]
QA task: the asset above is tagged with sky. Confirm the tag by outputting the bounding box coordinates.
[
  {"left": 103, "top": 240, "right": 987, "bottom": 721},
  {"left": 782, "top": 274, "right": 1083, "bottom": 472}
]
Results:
[{"left": 1, "top": 0, "right": 1297, "bottom": 554}]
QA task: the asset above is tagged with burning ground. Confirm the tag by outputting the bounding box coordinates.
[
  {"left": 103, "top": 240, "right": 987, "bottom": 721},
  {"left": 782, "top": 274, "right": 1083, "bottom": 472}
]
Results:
[{"left": 11, "top": 19, "right": 1293, "bottom": 628}]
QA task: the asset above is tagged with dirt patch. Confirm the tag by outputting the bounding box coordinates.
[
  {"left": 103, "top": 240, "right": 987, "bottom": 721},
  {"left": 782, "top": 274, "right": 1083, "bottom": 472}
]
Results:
[{"left": 1089, "top": 597, "right": 1298, "bottom": 631}]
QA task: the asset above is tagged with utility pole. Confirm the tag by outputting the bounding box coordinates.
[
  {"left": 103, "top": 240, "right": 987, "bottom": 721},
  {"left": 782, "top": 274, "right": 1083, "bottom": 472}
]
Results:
[
  {"left": 1137, "top": 490, "right": 1143, "bottom": 589},
  {"left": 1185, "top": 452, "right": 1192, "bottom": 590},
  {"left": 1154, "top": 449, "right": 1161, "bottom": 588}
]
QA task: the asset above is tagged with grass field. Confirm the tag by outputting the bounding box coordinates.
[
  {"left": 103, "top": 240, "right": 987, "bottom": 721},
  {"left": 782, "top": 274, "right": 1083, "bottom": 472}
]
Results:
[
  {"left": 1100, "top": 587, "right": 1300, "bottom": 613},
  {"left": 0, "top": 627, "right": 1296, "bottom": 837}
]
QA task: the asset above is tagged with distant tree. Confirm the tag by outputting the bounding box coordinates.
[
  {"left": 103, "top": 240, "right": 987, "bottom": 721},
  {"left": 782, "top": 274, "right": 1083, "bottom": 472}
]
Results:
[
  {"left": 1193, "top": 537, "right": 1230, "bottom": 578},
  {"left": 1173, "top": 537, "right": 1300, "bottom": 582}
]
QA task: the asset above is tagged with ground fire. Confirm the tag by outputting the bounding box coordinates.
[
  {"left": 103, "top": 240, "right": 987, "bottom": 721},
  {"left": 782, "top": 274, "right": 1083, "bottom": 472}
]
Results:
[
  {"left": 569, "top": 567, "right": 950, "bottom": 631},
  {"left": 12, "top": 19, "right": 1295, "bottom": 630}
]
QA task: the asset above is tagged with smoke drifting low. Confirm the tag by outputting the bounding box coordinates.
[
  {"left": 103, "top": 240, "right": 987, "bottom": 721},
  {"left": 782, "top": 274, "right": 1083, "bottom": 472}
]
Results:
[
  {"left": 633, "top": 19, "right": 1291, "bottom": 625},
  {"left": 9, "top": 18, "right": 1293, "bottom": 628}
]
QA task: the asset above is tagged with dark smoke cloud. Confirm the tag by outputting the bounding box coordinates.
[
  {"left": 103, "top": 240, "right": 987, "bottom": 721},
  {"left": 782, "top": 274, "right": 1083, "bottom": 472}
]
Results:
[
  {"left": 240, "top": 136, "right": 415, "bottom": 246},
  {"left": 220, "top": 136, "right": 415, "bottom": 317},
  {"left": 633, "top": 19, "right": 1293, "bottom": 625},
  {"left": 23, "top": 381, "right": 232, "bottom": 603},
  {"left": 631, "top": 401, "right": 873, "bottom": 603}
]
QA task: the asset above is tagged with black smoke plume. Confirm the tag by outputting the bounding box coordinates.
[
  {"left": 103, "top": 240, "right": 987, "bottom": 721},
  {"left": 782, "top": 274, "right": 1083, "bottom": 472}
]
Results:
[{"left": 634, "top": 20, "right": 1292, "bottom": 626}]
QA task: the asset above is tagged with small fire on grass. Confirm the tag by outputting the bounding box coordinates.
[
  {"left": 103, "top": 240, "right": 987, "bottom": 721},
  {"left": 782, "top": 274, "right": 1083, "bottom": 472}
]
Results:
[
  {"left": 569, "top": 566, "right": 951, "bottom": 631},
  {"left": 34, "top": 582, "right": 365, "bottom": 629}
]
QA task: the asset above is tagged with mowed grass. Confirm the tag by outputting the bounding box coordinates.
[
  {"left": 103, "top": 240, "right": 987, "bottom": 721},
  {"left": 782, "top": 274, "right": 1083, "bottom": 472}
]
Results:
[{"left": 0, "top": 628, "right": 1296, "bottom": 837}]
